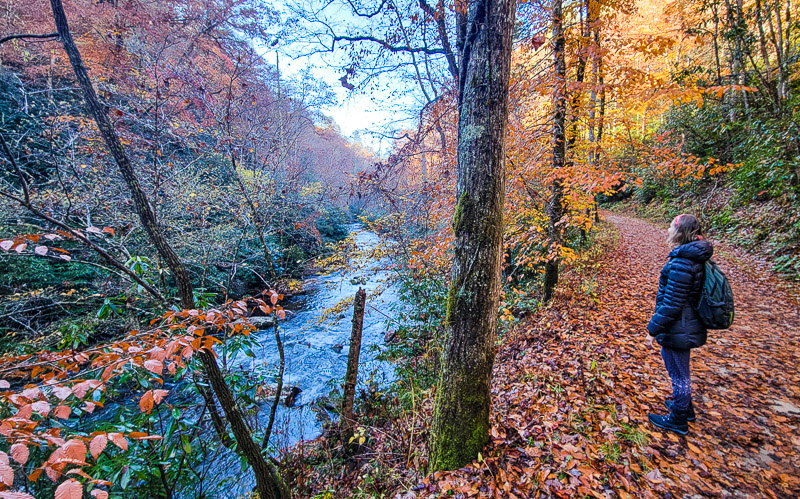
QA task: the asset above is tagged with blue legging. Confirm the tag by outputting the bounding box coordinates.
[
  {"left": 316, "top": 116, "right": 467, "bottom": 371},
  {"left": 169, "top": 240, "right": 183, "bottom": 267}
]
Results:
[{"left": 661, "top": 347, "right": 692, "bottom": 411}]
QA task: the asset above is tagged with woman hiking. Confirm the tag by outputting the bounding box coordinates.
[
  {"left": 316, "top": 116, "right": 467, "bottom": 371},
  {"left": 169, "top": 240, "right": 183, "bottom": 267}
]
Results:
[{"left": 646, "top": 214, "right": 712, "bottom": 435}]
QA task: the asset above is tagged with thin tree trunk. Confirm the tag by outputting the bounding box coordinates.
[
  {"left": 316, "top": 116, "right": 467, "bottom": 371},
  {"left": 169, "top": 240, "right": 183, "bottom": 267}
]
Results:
[
  {"left": 754, "top": 0, "right": 779, "bottom": 110},
  {"left": 262, "top": 315, "right": 285, "bottom": 450},
  {"left": 194, "top": 378, "right": 231, "bottom": 448},
  {"left": 429, "top": 0, "right": 516, "bottom": 472},
  {"left": 198, "top": 350, "right": 289, "bottom": 499},
  {"left": 543, "top": 0, "right": 567, "bottom": 303},
  {"left": 340, "top": 288, "right": 366, "bottom": 450},
  {"left": 49, "top": 2, "right": 288, "bottom": 497}
]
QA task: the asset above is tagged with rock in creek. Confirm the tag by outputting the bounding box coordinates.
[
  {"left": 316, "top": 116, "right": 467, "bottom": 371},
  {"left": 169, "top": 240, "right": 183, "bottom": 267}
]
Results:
[
  {"left": 284, "top": 386, "right": 302, "bottom": 407},
  {"left": 255, "top": 384, "right": 301, "bottom": 404},
  {"left": 231, "top": 316, "right": 274, "bottom": 329}
]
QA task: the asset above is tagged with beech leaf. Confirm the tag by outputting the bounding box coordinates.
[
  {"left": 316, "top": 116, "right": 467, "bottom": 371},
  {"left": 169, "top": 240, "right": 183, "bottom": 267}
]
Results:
[
  {"left": 144, "top": 359, "right": 164, "bottom": 375},
  {"left": 108, "top": 432, "right": 128, "bottom": 451},
  {"left": 10, "top": 443, "right": 29, "bottom": 465},
  {"left": 0, "top": 492, "right": 36, "bottom": 499},
  {"left": 139, "top": 390, "right": 154, "bottom": 413},
  {"left": 55, "top": 479, "right": 83, "bottom": 499},
  {"left": 54, "top": 404, "right": 71, "bottom": 419},
  {"left": 90, "top": 434, "right": 108, "bottom": 460}
]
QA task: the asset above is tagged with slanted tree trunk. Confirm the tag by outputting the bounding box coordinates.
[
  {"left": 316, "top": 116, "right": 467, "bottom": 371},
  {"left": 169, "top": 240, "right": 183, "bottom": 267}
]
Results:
[
  {"left": 543, "top": 0, "right": 567, "bottom": 303},
  {"left": 49, "top": 2, "right": 289, "bottom": 497},
  {"left": 341, "top": 288, "right": 366, "bottom": 450},
  {"left": 428, "top": 0, "right": 516, "bottom": 472},
  {"left": 262, "top": 315, "right": 285, "bottom": 450}
]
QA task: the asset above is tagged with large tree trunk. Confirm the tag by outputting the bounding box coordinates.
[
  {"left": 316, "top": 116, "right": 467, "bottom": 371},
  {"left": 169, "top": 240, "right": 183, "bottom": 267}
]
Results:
[
  {"left": 428, "top": 0, "right": 516, "bottom": 472},
  {"left": 543, "top": 0, "right": 567, "bottom": 303},
  {"left": 49, "top": 2, "right": 289, "bottom": 497}
]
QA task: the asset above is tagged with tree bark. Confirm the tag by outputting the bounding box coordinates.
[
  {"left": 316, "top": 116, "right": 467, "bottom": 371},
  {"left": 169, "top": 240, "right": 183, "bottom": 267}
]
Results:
[
  {"left": 428, "top": 0, "right": 516, "bottom": 472},
  {"left": 49, "top": 1, "right": 289, "bottom": 497},
  {"left": 262, "top": 315, "right": 285, "bottom": 450},
  {"left": 340, "top": 288, "right": 366, "bottom": 449},
  {"left": 543, "top": 0, "right": 567, "bottom": 303},
  {"left": 198, "top": 350, "right": 289, "bottom": 499}
]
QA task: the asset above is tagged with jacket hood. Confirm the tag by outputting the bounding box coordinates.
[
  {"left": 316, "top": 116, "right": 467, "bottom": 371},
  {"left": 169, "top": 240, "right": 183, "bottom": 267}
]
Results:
[{"left": 669, "top": 239, "right": 713, "bottom": 262}]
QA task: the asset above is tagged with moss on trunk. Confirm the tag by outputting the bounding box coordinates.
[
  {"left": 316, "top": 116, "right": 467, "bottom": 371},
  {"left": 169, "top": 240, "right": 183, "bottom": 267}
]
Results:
[{"left": 428, "top": 0, "right": 517, "bottom": 473}]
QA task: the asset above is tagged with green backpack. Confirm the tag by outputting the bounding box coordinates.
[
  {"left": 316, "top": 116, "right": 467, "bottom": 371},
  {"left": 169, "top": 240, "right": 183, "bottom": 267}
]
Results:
[{"left": 696, "top": 260, "right": 735, "bottom": 329}]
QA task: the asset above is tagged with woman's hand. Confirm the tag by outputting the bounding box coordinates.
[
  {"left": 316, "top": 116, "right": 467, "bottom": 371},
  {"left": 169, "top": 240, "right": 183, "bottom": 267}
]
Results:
[{"left": 645, "top": 333, "right": 656, "bottom": 348}]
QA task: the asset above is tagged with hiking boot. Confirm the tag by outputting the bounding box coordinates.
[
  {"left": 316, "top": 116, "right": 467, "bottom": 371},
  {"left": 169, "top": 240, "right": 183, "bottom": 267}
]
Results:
[
  {"left": 665, "top": 399, "right": 696, "bottom": 421},
  {"left": 648, "top": 410, "right": 689, "bottom": 435}
]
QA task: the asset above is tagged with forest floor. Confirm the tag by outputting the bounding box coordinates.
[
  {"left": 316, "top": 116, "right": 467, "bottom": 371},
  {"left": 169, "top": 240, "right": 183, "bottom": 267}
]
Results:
[{"left": 412, "top": 213, "right": 800, "bottom": 498}]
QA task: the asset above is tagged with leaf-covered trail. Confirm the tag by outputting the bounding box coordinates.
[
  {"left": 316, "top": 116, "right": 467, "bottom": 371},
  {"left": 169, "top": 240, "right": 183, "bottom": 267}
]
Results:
[
  {"left": 420, "top": 213, "right": 800, "bottom": 498},
  {"left": 601, "top": 213, "right": 800, "bottom": 496}
]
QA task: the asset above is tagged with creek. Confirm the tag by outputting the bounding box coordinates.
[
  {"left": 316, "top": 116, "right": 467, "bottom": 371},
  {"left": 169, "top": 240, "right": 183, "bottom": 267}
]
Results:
[{"left": 189, "top": 224, "right": 400, "bottom": 497}]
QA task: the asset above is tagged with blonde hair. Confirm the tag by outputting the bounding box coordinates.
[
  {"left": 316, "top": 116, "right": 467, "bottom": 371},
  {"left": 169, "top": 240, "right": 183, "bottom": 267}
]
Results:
[{"left": 667, "top": 214, "right": 703, "bottom": 247}]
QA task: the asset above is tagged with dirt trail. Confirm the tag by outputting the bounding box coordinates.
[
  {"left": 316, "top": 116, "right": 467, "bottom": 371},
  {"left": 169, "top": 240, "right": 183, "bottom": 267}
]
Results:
[
  {"left": 602, "top": 213, "right": 800, "bottom": 496},
  {"left": 420, "top": 213, "right": 800, "bottom": 499}
]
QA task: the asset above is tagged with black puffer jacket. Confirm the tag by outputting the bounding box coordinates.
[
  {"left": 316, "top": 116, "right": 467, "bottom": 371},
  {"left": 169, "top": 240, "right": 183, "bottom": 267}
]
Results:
[{"left": 647, "top": 240, "right": 713, "bottom": 350}]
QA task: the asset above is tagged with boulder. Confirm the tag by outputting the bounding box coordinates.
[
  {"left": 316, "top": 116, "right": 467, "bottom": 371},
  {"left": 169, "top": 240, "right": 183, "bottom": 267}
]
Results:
[
  {"left": 384, "top": 329, "right": 400, "bottom": 344},
  {"left": 284, "top": 386, "right": 302, "bottom": 407},
  {"left": 246, "top": 316, "right": 274, "bottom": 329}
]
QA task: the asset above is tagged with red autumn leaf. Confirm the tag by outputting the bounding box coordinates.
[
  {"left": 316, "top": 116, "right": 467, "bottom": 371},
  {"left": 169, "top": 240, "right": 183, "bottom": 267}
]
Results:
[
  {"left": 152, "top": 389, "right": 169, "bottom": 404},
  {"left": 52, "top": 385, "right": 72, "bottom": 400},
  {"left": 10, "top": 443, "right": 29, "bottom": 465},
  {"left": 0, "top": 452, "right": 13, "bottom": 486},
  {"left": 55, "top": 478, "right": 83, "bottom": 499},
  {"left": 0, "top": 492, "right": 36, "bottom": 499},
  {"left": 53, "top": 405, "right": 71, "bottom": 419},
  {"left": 62, "top": 439, "right": 87, "bottom": 464},
  {"left": 108, "top": 432, "right": 128, "bottom": 451},
  {"left": 90, "top": 434, "right": 108, "bottom": 460},
  {"left": 144, "top": 359, "right": 164, "bottom": 375},
  {"left": 139, "top": 390, "right": 154, "bottom": 413},
  {"left": 31, "top": 400, "right": 51, "bottom": 416}
]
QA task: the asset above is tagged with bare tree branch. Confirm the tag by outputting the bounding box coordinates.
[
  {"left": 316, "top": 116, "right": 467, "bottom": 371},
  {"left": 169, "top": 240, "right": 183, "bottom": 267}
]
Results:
[{"left": 0, "top": 32, "right": 59, "bottom": 46}]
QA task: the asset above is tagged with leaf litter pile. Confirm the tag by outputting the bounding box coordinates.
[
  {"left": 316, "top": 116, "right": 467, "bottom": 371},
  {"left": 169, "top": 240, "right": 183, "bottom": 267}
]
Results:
[{"left": 285, "top": 214, "right": 800, "bottom": 498}]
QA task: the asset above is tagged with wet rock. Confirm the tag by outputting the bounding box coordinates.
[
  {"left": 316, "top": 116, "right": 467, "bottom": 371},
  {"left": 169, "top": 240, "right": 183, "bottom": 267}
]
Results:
[
  {"left": 314, "top": 396, "right": 338, "bottom": 412},
  {"left": 248, "top": 316, "right": 274, "bottom": 328},
  {"left": 284, "top": 386, "right": 302, "bottom": 407},
  {"left": 234, "top": 316, "right": 274, "bottom": 329},
  {"left": 331, "top": 342, "right": 344, "bottom": 353},
  {"left": 255, "top": 384, "right": 300, "bottom": 402},
  {"left": 384, "top": 329, "right": 399, "bottom": 344}
]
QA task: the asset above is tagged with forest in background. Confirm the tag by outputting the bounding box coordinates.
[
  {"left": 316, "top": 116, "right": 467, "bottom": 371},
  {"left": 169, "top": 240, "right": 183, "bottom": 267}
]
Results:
[
  {"left": 0, "top": 0, "right": 380, "bottom": 350},
  {"left": 0, "top": 0, "right": 797, "bottom": 496}
]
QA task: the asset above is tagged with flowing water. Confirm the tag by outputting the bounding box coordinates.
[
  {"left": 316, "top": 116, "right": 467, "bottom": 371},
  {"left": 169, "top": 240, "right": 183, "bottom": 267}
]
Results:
[{"left": 185, "top": 225, "right": 400, "bottom": 497}]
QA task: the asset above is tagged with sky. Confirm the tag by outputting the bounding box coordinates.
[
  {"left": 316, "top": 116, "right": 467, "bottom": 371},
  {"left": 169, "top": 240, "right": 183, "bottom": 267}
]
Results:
[
  {"left": 262, "top": 0, "right": 424, "bottom": 155},
  {"left": 277, "top": 53, "right": 416, "bottom": 155}
]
